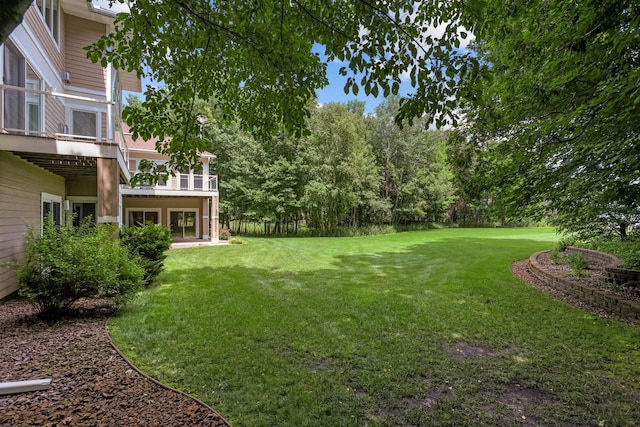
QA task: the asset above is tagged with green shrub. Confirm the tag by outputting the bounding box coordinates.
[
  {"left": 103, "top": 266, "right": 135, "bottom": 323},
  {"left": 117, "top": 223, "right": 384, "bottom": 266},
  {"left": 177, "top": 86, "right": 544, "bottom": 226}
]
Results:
[
  {"left": 17, "top": 218, "right": 143, "bottom": 318},
  {"left": 566, "top": 252, "right": 588, "bottom": 276},
  {"left": 556, "top": 235, "right": 577, "bottom": 251},
  {"left": 579, "top": 237, "right": 640, "bottom": 270},
  {"left": 229, "top": 236, "right": 246, "bottom": 244},
  {"left": 549, "top": 246, "right": 561, "bottom": 264},
  {"left": 120, "top": 222, "right": 172, "bottom": 286},
  {"left": 549, "top": 235, "right": 580, "bottom": 265},
  {"left": 219, "top": 227, "right": 231, "bottom": 240}
]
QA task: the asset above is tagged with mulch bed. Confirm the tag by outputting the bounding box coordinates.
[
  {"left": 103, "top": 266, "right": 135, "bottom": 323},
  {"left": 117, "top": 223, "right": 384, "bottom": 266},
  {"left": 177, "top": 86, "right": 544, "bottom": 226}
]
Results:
[
  {"left": 512, "top": 253, "right": 640, "bottom": 327},
  {"left": 0, "top": 298, "right": 231, "bottom": 426}
]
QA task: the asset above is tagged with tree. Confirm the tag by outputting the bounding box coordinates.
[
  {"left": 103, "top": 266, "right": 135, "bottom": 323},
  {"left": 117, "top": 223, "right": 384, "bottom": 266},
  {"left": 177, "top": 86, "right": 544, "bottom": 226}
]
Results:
[
  {"left": 445, "top": 128, "right": 488, "bottom": 224},
  {"left": 84, "top": 0, "right": 482, "bottom": 168},
  {"left": 302, "top": 103, "right": 379, "bottom": 232},
  {"left": 465, "top": 0, "right": 640, "bottom": 238},
  {"left": 367, "top": 97, "right": 454, "bottom": 224},
  {"left": 0, "top": 0, "right": 31, "bottom": 44}
]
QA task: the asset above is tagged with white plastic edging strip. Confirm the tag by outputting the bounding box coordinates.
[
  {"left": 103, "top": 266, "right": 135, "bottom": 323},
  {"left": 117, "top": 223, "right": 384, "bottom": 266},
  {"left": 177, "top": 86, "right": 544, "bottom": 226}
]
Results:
[{"left": 0, "top": 379, "right": 52, "bottom": 395}]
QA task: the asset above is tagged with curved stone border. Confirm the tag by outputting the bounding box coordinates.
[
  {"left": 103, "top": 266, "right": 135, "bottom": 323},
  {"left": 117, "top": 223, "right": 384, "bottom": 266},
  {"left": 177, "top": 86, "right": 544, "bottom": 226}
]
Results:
[
  {"left": 104, "top": 316, "right": 233, "bottom": 427},
  {"left": 564, "top": 246, "right": 623, "bottom": 267},
  {"left": 564, "top": 246, "right": 640, "bottom": 287},
  {"left": 528, "top": 250, "right": 640, "bottom": 321}
]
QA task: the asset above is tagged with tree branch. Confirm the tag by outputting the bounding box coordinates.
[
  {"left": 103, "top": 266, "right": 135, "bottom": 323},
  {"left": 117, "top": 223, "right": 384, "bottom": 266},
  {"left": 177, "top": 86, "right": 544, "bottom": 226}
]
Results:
[{"left": 0, "top": 0, "right": 32, "bottom": 44}]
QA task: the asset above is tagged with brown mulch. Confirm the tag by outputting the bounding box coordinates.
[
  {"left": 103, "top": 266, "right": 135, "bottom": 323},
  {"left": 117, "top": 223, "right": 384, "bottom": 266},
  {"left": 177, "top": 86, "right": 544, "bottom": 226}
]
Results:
[
  {"left": 0, "top": 298, "right": 231, "bottom": 427},
  {"left": 511, "top": 253, "right": 640, "bottom": 327}
]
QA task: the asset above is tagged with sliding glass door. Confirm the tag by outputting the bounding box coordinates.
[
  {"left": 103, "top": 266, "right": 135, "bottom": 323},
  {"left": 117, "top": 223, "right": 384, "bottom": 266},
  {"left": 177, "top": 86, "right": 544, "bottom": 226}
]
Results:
[{"left": 169, "top": 210, "right": 197, "bottom": 239}]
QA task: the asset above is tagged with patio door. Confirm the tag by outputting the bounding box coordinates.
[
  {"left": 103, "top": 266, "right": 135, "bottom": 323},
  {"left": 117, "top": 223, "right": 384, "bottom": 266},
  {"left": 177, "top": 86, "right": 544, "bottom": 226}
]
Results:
[{"left": 170, "top": 210, "right": 197, "bottom": 239}]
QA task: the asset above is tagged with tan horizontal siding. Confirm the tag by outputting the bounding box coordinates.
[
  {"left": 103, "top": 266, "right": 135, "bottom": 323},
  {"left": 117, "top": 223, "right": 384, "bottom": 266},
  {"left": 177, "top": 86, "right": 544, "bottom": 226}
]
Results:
[
  {"left": 101, "top": 112, "right": 107, "bottom": 140},
  {"left": 119, "top": 69, "right": 141, "bottom": 92},
  {"left": 0, "top": 152, "right": 65, "bottom": 299},
  {"left": 0, "top": 269, "right": 18, "bottom": 299},
  {"left": 45, "top": 94, "right": 65, "bottom": 136},
  {"left": 64, "top": 14, "right": 106, "bottom": 93},
  {"left": 24, "top": 6, "right": 64, "bottom": 75}
]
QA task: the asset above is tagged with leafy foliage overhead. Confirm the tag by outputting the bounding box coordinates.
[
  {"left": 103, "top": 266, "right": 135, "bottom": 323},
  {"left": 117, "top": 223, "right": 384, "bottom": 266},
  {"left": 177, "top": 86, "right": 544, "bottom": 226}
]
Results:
[
  {"left": 87, "top": 0, "right": 481, "bottom": 165},
  {"left": 465, "top": 0, "right": 640, "bottom": 237}
]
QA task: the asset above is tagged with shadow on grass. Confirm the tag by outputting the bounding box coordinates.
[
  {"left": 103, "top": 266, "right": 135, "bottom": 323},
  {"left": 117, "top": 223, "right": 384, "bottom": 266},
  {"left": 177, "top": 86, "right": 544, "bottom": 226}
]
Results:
[{"left": 111, "top": 235, "right": 640, "bottom": 426}]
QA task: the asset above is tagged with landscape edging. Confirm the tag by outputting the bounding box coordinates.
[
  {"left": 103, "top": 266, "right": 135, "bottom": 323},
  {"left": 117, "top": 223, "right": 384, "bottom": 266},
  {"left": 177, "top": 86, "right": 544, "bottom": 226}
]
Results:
[
  {"left": 104, "top": 315, "right": 233, "bottom": 426},
  {"left": 528, "top": 249, "right": 640, "bottom": 321}
]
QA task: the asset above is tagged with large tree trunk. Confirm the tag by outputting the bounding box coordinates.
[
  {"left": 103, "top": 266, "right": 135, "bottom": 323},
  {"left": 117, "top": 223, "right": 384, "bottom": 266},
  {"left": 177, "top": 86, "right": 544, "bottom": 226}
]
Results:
[{"left": 0, "top": 0, "right": 32, "bottom": 44}]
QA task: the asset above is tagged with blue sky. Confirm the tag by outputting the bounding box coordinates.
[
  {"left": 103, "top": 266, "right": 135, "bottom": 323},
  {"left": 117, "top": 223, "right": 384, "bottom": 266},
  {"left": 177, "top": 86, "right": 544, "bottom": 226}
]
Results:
[
  {"left": 99, "top": 1, "right": 471, "bottom": 116},
  {"left": 315, "top": 58, "right": 411, "bottom": 114},
  {"left": 134, "top": 61, "right": 398, "bottom": 115}
]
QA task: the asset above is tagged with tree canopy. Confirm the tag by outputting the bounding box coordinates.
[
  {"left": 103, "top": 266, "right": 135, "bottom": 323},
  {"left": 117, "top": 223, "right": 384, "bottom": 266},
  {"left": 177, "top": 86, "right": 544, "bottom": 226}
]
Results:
[
  {"left": 5, "top": 0, "right": 638, "bottom": 236},
  {"left": 0, "top": 0, "right": 31, "bottom": 44},
  {"left": 463, "top": 0, "right": 640, "bottom": 238},
  {"left": 85, "top": 0, "right": 481, "bottom": 166},
  {"left": 198, "top": 97, "right": 456, "bottom": 235}
]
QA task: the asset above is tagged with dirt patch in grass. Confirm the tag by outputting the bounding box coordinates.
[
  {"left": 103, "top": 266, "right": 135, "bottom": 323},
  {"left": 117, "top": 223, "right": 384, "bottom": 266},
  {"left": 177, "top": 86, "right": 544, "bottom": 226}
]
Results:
[
  {"left": 0, "top": 298, "right": 230, "bottom": 426},
  {"left": 490, "top": 382, "right": 556, "bottom": 427},
  {"left": 444, "top": 341, "right": 500, "bottom": 360}
]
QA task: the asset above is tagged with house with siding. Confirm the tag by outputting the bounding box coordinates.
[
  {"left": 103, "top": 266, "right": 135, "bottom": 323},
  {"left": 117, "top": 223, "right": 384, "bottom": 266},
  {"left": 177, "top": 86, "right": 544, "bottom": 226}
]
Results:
[
  {"left": 0, "top": 0, "right": 219, "bottom": 300},
  {"left": 121, "top": 123, "right": 219, "bottom": 242}
]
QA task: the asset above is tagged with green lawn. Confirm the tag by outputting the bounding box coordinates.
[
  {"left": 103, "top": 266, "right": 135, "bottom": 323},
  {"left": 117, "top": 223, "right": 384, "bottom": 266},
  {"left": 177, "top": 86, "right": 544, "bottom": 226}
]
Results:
[{"left": 109, "top": 228, "right": 640, "bottom": 426}]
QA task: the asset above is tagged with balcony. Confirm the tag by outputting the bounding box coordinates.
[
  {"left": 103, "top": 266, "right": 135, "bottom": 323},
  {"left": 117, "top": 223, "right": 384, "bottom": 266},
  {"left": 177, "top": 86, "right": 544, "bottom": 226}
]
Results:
[
  {"left": 125, "top": 172, "right": 218, "bottom": 192},
  {"left": 0, "top": 83, "right": 129, "bottom": 180}
]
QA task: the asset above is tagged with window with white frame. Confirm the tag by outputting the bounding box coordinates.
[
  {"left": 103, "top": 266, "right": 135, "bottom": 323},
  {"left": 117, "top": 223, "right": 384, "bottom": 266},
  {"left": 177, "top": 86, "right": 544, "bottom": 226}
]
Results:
[
  {"left": 129, "top": 160, "right": 167, "bottom": 187},
  {"left": 26, "top": 67, "right": 43, "bottom": 135},
  {"left": 2, "top": 41, "right": 42, "bottom": 134},
  {"left": 180, "top": 169, "right": 189, "bottom": 189},
  {"left": 156, "top": 162, "right": 168, "bottom": 186},
  {"left": 35, "top": 0, "right": 60, "bottom": 43},
  {"left": 68, "top": 197, "right": 97, "bottom": 226},
  {"left": 127, "top": 209, "right": 161, "bottom": 226},
  {"left": 41, "top": 192, "right": 62, "bottom": 227},
  {"left": 72, "top": 110, "right": 97, "bottom": 138},
  {"left": 194, "top": 167, "right": 203, "bottom": 190}
]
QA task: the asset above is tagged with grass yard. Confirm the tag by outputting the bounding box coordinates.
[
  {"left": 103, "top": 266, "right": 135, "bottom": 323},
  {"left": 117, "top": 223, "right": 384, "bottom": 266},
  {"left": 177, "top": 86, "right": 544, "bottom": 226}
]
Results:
[{"left": 109, "top": 228, "right": 640, "bottom": 426}]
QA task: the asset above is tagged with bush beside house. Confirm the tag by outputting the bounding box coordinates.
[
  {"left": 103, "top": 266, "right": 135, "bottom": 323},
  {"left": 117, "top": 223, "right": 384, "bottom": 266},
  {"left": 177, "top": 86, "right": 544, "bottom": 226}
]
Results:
[
  {"left": 16, "top": 218, "right": 173, "bottom": 318},
  {"left": 17, "top": 218, "right": 144, "bottom": 318},
  {"left": 120, "top": 223, "right": 172, "bottom": 287}
]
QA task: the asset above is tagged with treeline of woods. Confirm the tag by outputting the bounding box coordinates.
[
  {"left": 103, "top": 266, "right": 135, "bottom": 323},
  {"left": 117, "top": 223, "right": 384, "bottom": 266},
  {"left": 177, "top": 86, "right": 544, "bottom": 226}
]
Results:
[{"left": 203, "top": 96, "right": 501, "bottom": 236}]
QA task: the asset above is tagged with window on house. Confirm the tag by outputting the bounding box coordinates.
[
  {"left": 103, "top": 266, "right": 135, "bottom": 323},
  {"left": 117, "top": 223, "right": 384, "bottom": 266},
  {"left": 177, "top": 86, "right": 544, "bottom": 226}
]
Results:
[
  {"left": 170, "top": 210, "right": 197, "bottom": 238},
  {"left": 2, "top": 41, "right": 42, "bottom": 135},
  {"left": 41, "top": 193, "right": 62, "bottom": 227},
  {"left": 26, "top": 66, "right": 43, "bottom": 135},
  {"left": 180, "top": 170, "right": 189, "bottom": 190},
  {"left": 72, "top": 110, "right": 97, "bottom": 138},
  {"left": 3, "top": 41, "right": 25, "bottom": 132},
  {"left": 36, "top": 0, "right": 60, "bottom": 43},
  {"left": 72, "top": 202, "right": 96, "bottom": 227},
  {"left": 128, "top": 210, "right": 160, "bottom": 226},
  {"left": 156, "top": 163, "right": 168, "bottom": 187}
]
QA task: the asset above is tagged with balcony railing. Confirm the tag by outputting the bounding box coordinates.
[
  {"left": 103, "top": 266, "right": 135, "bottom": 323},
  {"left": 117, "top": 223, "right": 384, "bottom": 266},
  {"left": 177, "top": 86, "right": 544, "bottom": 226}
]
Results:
[
  {"left": 127, "top": 172, "right": 218, "bottom": 192},
  {"left": 0, "top": 83, "right": 129, "bottom": 163}
]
